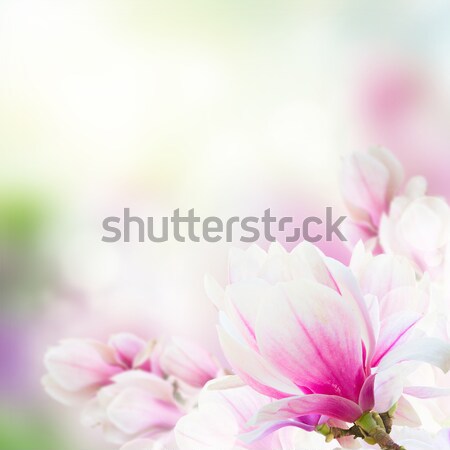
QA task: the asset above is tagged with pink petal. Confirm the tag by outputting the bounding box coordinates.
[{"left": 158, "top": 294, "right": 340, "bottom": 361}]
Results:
[
  {"left": 378, "top": 286, "right": 429, "bottom": 320},
  {"left": 341, "top": 150, "right": 394, "bottom": 227},
  {"left": 342, "top": 220, "right": 377, "bottom": 249},
  {"left": 41, "top": 374, "right": 96, "bottom": 406},
  {"left": 399, "top": 197, "right": 450, "bottom": 252},
  {"left": 109, "top": 333, "right": 147, "bottom": 368},
  {"left": 110, "top": 370, "right": 176, "bottom": 403},
  {"left": 357, "top": 254, "right": 416, "bottom": 302},
  {"left": 377, "top": 338, "right": 450, "bottom": 373},
  {"left": 107, "top": 387, "right": 181, "bottom": 435},
  {"left": 359, "top": 374, "right": 376, "bottom": 412},
  {"left": 403, "top": 386, "right": 450, "bottom": 399},
  {"left": 206, "top": 375, "right": 245, "bottom": 391},
  {"left": 394, "top": 395, "right": 421, "bottom": 427},
  {"left": 369, "top": 147, "right": 404, "bottom": 199},
  {"left": 325, "top": 257, "right": 376, "bottom": 367},
  {"left": 371, "top": 311, "right": 423, "bottom": 367},
  {"left": 175, "top": 405, "right": 238, "bottom": 450},
  {"left": 224, "top": 279, "right": 271, "bottom": 349},
  {"left": 175, "top": 383, "right": 269, "bottom": 450},
  {"left": 159, "top": 337, "right": 219, "bottom": 388},
  {"left": 240, "top": 419, "right": 316, "bottom": 445},
  {"left": 289, "top": 242, "right": 343, "bottom": 292},
  {"left": 256, "top": 279, "right": 365, "bottom": 403},
  {"left": 218, "top": 326, "right": 302, "bottom": 399},
  {"left": 373, "top": 364, "right": 412, "bottom": 412},
  {"left": 44, "top": 340, "right": 122, "bottom": 392},
  {"left": 251, "top": 394, "right": 363, "bottom": 425},
  {"left": 204, "top": 273, "right": 226, "bottom": 310}
]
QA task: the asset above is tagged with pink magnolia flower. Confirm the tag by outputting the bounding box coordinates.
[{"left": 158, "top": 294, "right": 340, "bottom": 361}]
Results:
[
  {"left": 42, "top": 333, "right": 151, "bottom": 405},
  {"left": 82, "top": 370, "right": 183, "bottom": 445},
  {"left": 340, "top": 147, "right": 404, "bottom": 250},
  {"left": 207, "top": 242, "right": 450, "bottom": 443},
  {"left": 43, "top": 333, "right": 222, "bottom": 446},
  {"left": 341, "top": 148, "right": 450, "bottom": 277},
  {"left": 379, "top": 177, "right": 450, "bottom": 277}
]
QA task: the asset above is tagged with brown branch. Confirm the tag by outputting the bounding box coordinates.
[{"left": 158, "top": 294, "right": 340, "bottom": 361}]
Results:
[{"left": 316, "top": 411, "right": 406, "bottom": 450}]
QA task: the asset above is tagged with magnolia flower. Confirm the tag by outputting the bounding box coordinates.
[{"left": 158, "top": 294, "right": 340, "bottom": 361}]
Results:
[
  {"left": 340, "top": 147, "right": 404, "bottom": 250},
  {"left": 122, "top": 372, "right": 352, "bottom": 450},
  {"left": 207, "top": 242, "right": 450, "bottom": 446},
  {"left": 42, "top": 333, "right": 151, "bottom": 406},
  {"left": 43, "top": 333, "right": 222, "bottom": 446},
  {"left": 82, "top": 370, "right": 183, "bottom": 445},
  {"left": 341, "top": 148, "right": 450, "bottom": 277},
  {"left": 379, "top": 177, "right": 450, "bottom": 277}
]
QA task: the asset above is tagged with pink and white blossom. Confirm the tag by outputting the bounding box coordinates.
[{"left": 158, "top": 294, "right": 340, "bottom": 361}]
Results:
[
  {"left": 207, "top": 242, "right": 450, "bottom": 443},
  {"left": 379, "top": 178, "right": 450, "bottom": 277},
  {"left": 43, "top": 333, "right": 222, "bottom": 447},
  {"left": 42, "top": 333, "right": 151, "bottom": 406},
  {"left": 341, "top": 148, "right": 450, "bottom": 278},
  {"left": 340, "top": 147, "right": 404, "bottom": 250},
  {"left": 82, "top": 370, "right": 183, "bottom": 445}
]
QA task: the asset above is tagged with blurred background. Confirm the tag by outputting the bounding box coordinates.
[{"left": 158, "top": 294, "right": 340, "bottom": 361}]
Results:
[{"left": 2, "top": 0, "right": 450, "bottom": 449}]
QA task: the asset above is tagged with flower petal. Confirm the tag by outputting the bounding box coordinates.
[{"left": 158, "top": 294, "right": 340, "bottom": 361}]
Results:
[
  {"left": 256, "top": 279, "right": 365, "bottom": 402},
  {"left": 377, "top": 338, "right": 450, "bottom": 373},
  {"left": 341, "top": 149, "right": 399, "bottom": 226},
  {"left": 251, "top": 394, "right": 362, "bottom": 425},
  {"left": 217, "top": 326, "right": 301, "bottom": 399},
  {"left": 106, "top": 386, "right": 181, "bottom": 435},
  {"left": 109, "top": 333, "right": 147, "bottom": 368},
  {"left": 403, "top": 385, "right": 450, "bottom": 399},
  {"left": 372, "top": 311, "right": 423, "bottom": 367},
  {"left": 44, "top": 339, "right": 122, "bottom": 392},
  {"left": 325, "top": 257, "right": 376, "bottom": 366},
  {"left": 159, "top": 337, "right": 219, "bottom": 388}
]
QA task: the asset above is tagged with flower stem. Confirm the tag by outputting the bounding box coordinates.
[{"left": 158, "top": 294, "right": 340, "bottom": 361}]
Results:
[
  {"left": 355, "top": 412, "right": 406, "bottom": 450},
  {"left": 316, "top": 411, "right": 406, "bottom": 450}
]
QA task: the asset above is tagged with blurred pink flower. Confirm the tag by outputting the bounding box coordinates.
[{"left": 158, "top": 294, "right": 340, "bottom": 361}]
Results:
[
  {"left": 82, "top": 370, "right": 183, "bottom": 445},
  {"left": 341, "top": 148, "right": 450, "bottom": 277},
  {"left": 42, "top": 333, "right": 150, "bottom": 406},
  {"left": 341, "top": 147, "right": 404, "bottom": 249},
  {"left": 159, "top": 336, "right": 223, "bottom": 390},
  {"left": 207, "top": 243, "right": 450, "bottom": 440},
  {"left": 379, "top": 178, "right": 450, "bottom": 277},
  {"left": 358, "top": 61, "right": 450, "bottom": 200},
  {"left": 43, "top": 333, "right": 223, "bottom": 446}
]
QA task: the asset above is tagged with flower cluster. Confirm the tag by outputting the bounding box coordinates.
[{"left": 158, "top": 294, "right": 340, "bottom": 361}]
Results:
[
  {"left": 43, "top": 334, "right": 222, "bottom": 448},
  {"left": 43, "top": 148, "right": 450, "bottom": 450}
]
